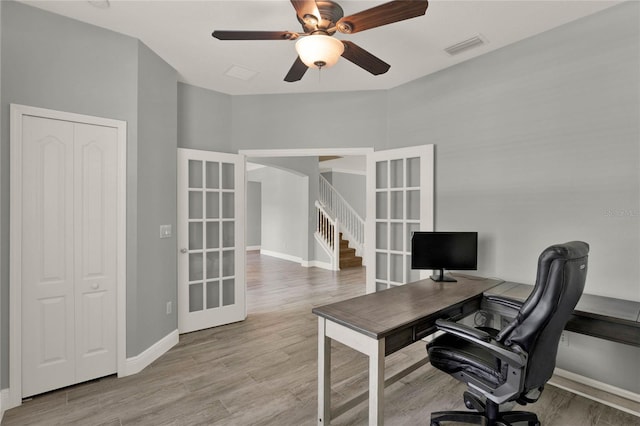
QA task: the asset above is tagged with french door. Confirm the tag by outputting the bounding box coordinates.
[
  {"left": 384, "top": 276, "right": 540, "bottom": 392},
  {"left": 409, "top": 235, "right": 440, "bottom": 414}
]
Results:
[
  {"left": 177, "top": 149, "right": 246, "bottom": 333},
  {"left": 365, "top": 145, "right": 434, "bottom": 293}
]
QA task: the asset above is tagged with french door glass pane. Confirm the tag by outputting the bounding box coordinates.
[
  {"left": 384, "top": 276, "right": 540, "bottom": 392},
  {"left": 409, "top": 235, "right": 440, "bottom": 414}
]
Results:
[
  {"left": 206, "top": 192, "right": 219, "bottom": 219},
  {"left": 223, "top": 279, "right": 235, "bottom": 306},
  {"left": 390, "top": 159, "right": 403, "bottom": 188},
  {"left": 189, "top": 192, "right": 203, "bottom": 219},
  {"left": 222, "top": 193, "right": 234, "bottom": 218},
  {"left": 221, "top": 163, "right": 234, "bottom": 189},
  {"left": 390, "top": 254, "right": 403, "bottom": 282},
  {"left": 189, "top": 160, "right": 203, "bottom": 188},
  {"left": 376, "top": 161, "right": 387, "bottom": 189},
  {"left": 206, "top": 281, "right": 220, "bottom": 309},
  {"left": 407, "top": 190, "right": 420, "bottom": 220},
  {"left": 189, "top": 283, "right": 203, "bottom": 312},
  {"left": 222, "top": 222, "right": 234, "bottom": 248},
  {"left": 206, "top": 162, "right": 219, "bottom": 189},
  {"left": 390, "top": 192, "right": 403, "bottom": 219},
  {"left": 206, "top": 252, "right": 220, "bottom": 279},
  {"left": 222, "top": 251, "right": 234, "bottom": 277},
  {"left": 189, "top": 253, "right": 203, "bottom": 281},
  {"left": 376, "top": 252, "right": 387, "bottom": 280},
  {"left": 406, "top": 157, "right": 420, "bottom": 187},
  {"left": 206, "top": 222, "right": 220, "bottom": 249},
  {"left": 189, "top": 222, "right": 203, "bottom": 250},
  {"left": 390, "top": 223, "right": 403, "bottom": 251}
]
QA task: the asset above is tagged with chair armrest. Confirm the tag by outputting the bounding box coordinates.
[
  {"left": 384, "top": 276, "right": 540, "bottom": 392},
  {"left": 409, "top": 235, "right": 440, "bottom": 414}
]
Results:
[
  {"left": 484, "top": 295, "right": 523, "bottom": 313},
  {"left": 435, "top": 319, "right": 492, "bottom": 341},
  {"left": 435, "top": 319, "right": 527, "bottom": 368}
]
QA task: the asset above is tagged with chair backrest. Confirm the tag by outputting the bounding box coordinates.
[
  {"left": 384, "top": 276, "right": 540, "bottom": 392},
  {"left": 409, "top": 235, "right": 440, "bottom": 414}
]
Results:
[{"left": 496, "top": 241, "right": 589, "bottom": 392}]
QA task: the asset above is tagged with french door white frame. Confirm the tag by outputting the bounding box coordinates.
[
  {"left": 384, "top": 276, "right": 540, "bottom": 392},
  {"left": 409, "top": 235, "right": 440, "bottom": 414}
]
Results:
[{"left": 8, "top": 104, "right": 127, "bottom": 408}]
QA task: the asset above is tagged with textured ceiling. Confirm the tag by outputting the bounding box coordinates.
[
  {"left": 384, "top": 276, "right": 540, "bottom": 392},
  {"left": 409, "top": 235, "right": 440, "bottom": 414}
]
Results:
[{"left": 21, "top": 1, "right": 621, "bottom": 95}]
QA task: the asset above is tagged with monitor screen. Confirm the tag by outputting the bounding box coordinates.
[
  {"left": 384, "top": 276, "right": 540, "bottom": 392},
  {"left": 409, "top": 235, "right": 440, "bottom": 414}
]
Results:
[{"left": 411, "top": 232, "right": 478, "bottom": 281}]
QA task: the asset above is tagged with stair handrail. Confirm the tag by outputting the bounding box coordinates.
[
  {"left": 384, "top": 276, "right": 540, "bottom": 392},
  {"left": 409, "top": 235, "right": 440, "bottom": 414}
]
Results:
[
  {"left": 314, "top": 200, "right": 339, "bottom": 270},
  {"left": 318, "top": 175, "right": 365, "bottom": 257}
]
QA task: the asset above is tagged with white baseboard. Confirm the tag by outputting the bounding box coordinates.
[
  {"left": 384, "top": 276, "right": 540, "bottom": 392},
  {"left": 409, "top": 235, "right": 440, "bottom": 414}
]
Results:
[
  {"left": 0, "top": 388, "right": 10, "bottom": 422},
  {"left": 553, "top": 368, "right": 640, "bottom": 403},
  {"left": 260, "top": 249, "right": 303, "bottom": 264},
  {"left": 120, "top": 329, "right": 178, "bottom": 377},
  {"left": 302, "top": 260, "right": 335, "bottom": 271},
  {"left": 246, "top": 245, "right": 261, "bottom": 251},
  {"left": 550, "top": 368, "right": 640, "bottom": 417},
  {"left": 260, "top": 249, "right": 337, "bottom": 271}
]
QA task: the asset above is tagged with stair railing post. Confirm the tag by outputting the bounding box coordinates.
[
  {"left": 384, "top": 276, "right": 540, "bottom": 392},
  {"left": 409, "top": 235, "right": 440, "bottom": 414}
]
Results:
[{"left": 333, "top": 221, "right": 340, "bottom": 271}]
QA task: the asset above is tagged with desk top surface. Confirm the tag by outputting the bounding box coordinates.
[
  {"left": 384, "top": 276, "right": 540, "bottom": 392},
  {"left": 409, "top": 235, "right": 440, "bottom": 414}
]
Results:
[{"left": 312, "top": 275, "right": 503, "bottom": 339}]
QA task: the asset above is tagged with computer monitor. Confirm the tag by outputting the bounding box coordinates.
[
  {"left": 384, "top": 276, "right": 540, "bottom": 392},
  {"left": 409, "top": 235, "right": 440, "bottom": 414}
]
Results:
[{"left": 411, "top": 231, "right": 478, "bottom": 282}]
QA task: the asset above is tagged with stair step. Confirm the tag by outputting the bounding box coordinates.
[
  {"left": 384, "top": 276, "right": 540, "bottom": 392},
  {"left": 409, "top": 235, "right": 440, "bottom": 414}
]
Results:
[
  {"left": 340, "top": 256, "right": 363, "bottom": 268},
  {"left": 336, "top": 232, "right": 362, "bottom": 268}
]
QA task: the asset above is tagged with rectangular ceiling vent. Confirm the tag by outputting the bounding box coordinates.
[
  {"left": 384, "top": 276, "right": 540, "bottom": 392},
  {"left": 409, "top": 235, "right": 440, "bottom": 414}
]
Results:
[{"left": 444, "top": 35, "right": 487, "bottom": 56}]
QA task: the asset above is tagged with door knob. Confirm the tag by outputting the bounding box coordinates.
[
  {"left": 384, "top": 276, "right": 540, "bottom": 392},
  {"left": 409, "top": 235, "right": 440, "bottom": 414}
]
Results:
[
  {"left": 91, "top": 283, "right": 99, "bottom": 290},
  {"left": 180, "top": 248, "right": 188, "bottom": 254}
]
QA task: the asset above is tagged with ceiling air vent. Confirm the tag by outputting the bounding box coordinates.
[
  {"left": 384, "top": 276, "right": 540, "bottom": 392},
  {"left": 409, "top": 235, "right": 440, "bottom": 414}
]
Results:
[{"left": 444, "top": 35, "right": 487, "bottom": 56}]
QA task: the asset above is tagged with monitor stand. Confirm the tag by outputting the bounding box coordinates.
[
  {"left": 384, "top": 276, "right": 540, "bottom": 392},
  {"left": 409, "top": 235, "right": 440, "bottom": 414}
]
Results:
[{"left": 430, "top": 269, "right": 457, "bottom": 282}]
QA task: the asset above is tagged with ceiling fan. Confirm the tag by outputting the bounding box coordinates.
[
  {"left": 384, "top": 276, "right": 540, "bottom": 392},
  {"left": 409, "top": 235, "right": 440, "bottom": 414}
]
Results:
[{"left": 212, "top": 0, "right": 429, "bottom": 82}]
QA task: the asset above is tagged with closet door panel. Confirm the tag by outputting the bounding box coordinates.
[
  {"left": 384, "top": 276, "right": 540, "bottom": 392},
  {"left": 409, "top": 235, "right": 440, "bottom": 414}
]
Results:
[
  {"left": 74, "top": 123, "right": 118, "bottom": 382},
  {"left": 21, "top": 116, "right": 76, "bottom": 397}
]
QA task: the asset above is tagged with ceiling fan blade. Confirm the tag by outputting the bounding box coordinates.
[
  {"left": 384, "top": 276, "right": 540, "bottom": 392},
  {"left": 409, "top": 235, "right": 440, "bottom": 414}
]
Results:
[
  {"left": 336, "top": 0, "right": 428, "bottom": 34},
  {"left": 284, "top": 57, "right": 309, "bottom": 82},
  {"left": 212, "top": 30, "right": 298, "bottom": 41},
  {"left": 341, "top": 41, "right": 390, "bottom": 75}
]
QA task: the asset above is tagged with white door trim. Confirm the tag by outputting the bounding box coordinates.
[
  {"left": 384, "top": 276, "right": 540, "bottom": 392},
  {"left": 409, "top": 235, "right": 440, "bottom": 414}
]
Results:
[{"left": 9, "top": 104, "right": 127, "bottom": 408}]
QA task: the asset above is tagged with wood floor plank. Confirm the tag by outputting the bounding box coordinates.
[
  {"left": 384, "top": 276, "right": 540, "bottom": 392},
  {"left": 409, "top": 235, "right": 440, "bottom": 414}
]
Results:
[{"left": 2, "top": 253, "right": 637, "bottom": 426}]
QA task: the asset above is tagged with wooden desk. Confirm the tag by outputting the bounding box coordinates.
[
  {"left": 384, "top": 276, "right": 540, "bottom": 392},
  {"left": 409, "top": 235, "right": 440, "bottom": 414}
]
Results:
[
  {"left": 485, "top": 282, "right": 640, "bottom": 347},
  {"left": 312, "top": 275, "right": 502, "bottom": 426}
]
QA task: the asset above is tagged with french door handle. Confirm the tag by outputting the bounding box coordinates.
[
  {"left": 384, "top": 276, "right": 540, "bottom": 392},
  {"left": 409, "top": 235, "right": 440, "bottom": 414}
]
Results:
[{"left": 180, "top": 248, "right": 188, "bottom": 254}]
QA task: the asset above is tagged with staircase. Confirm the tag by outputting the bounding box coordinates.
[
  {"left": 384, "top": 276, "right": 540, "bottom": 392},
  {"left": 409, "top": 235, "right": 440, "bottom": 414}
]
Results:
[
  {"left": 315, "top": 175, "right": 365, "bottom": 270},
  {"left": 339, "top": 233, "right": 362, "bottom": 268}
]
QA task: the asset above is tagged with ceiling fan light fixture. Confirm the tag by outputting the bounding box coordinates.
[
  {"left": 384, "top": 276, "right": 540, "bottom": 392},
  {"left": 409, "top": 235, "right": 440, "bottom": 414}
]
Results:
[{"left": 295, "top": 35, "right": 344, "bottom": 69}]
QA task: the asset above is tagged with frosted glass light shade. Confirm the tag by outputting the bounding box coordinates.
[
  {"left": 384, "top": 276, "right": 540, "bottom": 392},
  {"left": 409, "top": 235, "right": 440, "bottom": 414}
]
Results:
[{"left": 295, "top": 35, "right": 345, "bottom": 69}]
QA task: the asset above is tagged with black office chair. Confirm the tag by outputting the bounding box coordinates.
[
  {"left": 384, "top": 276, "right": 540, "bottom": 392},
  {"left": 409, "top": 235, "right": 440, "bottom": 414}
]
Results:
[{"left": 426, "top": 241, "right": 589, "bottom": 426}]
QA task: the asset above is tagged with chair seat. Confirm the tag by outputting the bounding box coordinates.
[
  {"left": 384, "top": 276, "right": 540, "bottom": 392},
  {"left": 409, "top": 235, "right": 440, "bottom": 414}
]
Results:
[{"left": 427, "top": 329, "right": 505, "bottom": 388}]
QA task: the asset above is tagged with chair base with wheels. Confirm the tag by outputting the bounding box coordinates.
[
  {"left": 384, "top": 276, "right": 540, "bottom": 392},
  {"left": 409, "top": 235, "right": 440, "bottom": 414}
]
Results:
[{"left": 430, "top": 391, "right": 540, "bottom": 426}]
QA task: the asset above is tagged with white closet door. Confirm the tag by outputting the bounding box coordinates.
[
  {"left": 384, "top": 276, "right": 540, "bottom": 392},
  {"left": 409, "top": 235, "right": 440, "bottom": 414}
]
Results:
[
  {"left": 73, "top": 123, "right": 118, "bottom": 383},
  {"left": 21, "top": 116, "right": 118, "bottom": 397},
  {"left": 21, "top": 116, "right": 76, "bottom": 397}
]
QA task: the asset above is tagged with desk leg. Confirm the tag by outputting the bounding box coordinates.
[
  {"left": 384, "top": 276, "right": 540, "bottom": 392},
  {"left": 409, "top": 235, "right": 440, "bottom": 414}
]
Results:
[
  {"left": 318, "top": 317, "right": 331, "bottom": 425},
  {"left": 369, "top": 337, "right": 385, "bottom": 426}
]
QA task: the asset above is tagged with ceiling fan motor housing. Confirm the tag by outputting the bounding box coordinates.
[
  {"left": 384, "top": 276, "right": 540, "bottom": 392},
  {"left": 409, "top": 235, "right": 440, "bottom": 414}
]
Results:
[{"left": 299, "top": 0, "right": 345, "bottom": 34}]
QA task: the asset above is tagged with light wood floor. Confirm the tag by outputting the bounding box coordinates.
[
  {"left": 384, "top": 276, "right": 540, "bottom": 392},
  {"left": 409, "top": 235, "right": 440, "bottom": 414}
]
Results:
[{"left": 3, "top": 252, "right": 637, "bottom": 425}]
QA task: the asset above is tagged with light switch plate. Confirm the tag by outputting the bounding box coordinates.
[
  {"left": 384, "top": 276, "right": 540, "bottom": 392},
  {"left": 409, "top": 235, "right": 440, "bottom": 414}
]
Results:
[{"left": 160, "top": 224, "right": 172, "bottom": 239}]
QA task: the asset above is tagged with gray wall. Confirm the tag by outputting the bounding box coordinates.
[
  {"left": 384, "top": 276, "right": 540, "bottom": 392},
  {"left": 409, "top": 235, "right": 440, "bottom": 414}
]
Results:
[
  {"left": 387, "top": 2, "right": 639, "bottom": 302},
  {"left": 246, "top": 181, "right": 262, "bottom": 248},
  {"left": 178, "top": 82, "right": 232, "bottom": 152},
  {"left": 248, "top": 166, "right": 308, "bottom": 260},
  {"left": 0, "top": 0, "right": 179, "bottom": 385},
  {"left": 133, "top": 42, "right": 178, "bottom": 356},
  {"left": 231, "top": 90, "right": 388, "bottom": 151}
]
